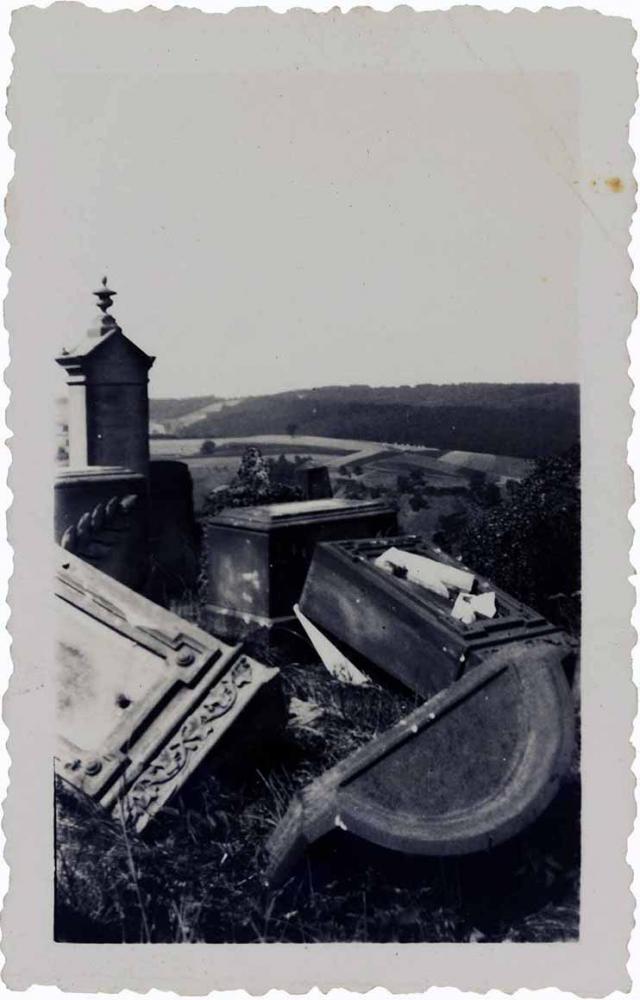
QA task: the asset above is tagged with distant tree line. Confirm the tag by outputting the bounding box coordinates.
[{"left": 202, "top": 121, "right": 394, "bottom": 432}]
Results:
[{"left": 184, "top": 396, "right": 579, "bottom": 459}]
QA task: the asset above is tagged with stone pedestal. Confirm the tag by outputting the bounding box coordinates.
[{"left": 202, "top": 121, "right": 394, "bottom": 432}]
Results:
[
  {"left": 54, "top": 466, "right": 149, "bottom": 591},
  {"left": 147, "top": 460, "right": 200, "bottom": 602},
  {"left": 204, "top": 498, "right": 397, "bottom": 638},
  {"left": 300, "top": 534, "right": 567, "bottom": 700},
  {"left": 55, "top": 547, "right": 283, "bottom": 833}
]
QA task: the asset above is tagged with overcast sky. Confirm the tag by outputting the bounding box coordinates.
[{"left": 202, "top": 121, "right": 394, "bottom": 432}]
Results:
[{"left": 12, "top": 10, "right": 582, "bottom": 400}]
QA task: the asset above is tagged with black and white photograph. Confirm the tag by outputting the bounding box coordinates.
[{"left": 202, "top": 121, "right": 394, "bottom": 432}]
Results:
[{"left": 1, "top": 3, "right": 636, "bottom": 993}]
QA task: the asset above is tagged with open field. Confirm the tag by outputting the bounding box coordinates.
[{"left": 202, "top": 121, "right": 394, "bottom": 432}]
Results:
[
  {"left": 150, "top": 434, "right": 379, "bottom": 458},
  {"left": 149, "top": 435, "right": 530, "bottom": 514}
]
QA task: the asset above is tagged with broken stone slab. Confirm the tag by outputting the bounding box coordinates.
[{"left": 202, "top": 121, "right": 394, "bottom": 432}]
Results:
[
  {"left": 299, "top": 534, "right": 570, "bottom": 700},
  {"left": 204, "top": 498, "right": 397, "bottom": 639},
  {"left": 55, "top": 546, "right": 283, "bottom": 832},
  {"left": 265, "top": 640, "right": 575, "bottom": 886}
]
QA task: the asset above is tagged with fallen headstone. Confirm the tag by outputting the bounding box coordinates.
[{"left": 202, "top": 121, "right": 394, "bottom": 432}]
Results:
[
  {"left": 55, "top": 546, "right": 283, "bottom": 832},
  {"left": 299, "top": 534, "right": 570, "bottom": 699},
  {"left": 266, "top": 640, "right": 575, "bottom": 885},
  {"left": 204, "top": 498, "right": 397, "bottom": 639}
]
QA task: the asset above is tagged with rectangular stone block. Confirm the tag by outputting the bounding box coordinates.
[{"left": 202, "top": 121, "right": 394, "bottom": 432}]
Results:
[
  {"left": 55, "top": 547, "right": 282, "bottom": 832},
  {"left": 299, "top": 534, "right": 563, "bottom": 699},
  {"left": 204, "top": 498, "right": 397, "bottom": 637}
]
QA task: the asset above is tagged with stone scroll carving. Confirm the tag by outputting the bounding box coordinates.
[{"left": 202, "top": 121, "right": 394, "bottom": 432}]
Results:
[{"left": 60, "top": 493, "right": 139, "bottom": 557}]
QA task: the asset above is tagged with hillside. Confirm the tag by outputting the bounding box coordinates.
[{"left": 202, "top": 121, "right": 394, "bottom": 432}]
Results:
[{"left": 149, "top": 383, "right": 579, "bottom": 459}]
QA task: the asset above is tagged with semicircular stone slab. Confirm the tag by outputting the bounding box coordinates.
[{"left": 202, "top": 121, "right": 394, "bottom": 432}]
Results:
[{"left": 266, "top": 639, "right": 574, "bottom": 884}]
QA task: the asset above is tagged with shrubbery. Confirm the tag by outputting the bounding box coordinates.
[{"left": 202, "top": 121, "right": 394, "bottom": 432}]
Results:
[
  {"left": 434, "top": 444, "right": 580, "bottom": 632},
  {"left": 202, "top": 446, "right": 303, "bottom": 517}
]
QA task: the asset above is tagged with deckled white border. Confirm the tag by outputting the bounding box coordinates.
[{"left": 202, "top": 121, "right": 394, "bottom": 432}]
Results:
[{"left": 0, "top": 0, "right": 638, "bottom": 997}]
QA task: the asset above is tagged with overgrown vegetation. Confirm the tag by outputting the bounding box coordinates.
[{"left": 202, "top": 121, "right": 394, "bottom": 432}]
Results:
[
  {"left": 434, "top": 445, "right": 581, "bottom": 634},
  {"left": 202, "top": 447, "right": 303, "bottom": 517}
]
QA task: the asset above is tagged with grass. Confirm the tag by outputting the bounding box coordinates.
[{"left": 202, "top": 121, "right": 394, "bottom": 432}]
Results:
[{"left": 55, "top": 625, "right": 580, "bottom": 944}]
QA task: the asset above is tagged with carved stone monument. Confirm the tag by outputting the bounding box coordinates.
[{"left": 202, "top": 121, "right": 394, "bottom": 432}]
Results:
[
  {"left": 299, "top": 534, "right": 572, "bottom": 699},
  {"left": 204, "top": 498, "right": 397, "bottom": 638},
  {"left": 55, "top": 547, "right": 283, "bottom": 832},
  {"left": 266, "top": 642, "right": 575, "bottom": 885},
  {"left": 54, "top": 466, "right": 149, "bottom": 591},
  {"left": 56, "top": 279, "right": 155, "bottom": 478}
]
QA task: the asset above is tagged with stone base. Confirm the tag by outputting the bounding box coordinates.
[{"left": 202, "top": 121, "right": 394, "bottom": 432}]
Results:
[
  {"left": 203, "top": 602, "right": 296, "bottom": 643},
  {"left": 205, "top": 498, "right": 398, "bottom": 635}
]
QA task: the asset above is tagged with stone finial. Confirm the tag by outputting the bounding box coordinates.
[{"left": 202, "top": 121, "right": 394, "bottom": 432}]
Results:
[{"left": 93, "top": 276, "right": 120, "bottom": 336}]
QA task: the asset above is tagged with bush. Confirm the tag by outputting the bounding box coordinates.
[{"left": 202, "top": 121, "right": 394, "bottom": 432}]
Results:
[
  {"left": 200, "top": 440, "right": 217, "bottom": 456},
  {"left": 203, "top": 446, "right": 303, "bottom": 517},
  {"left": 435, "top": 445, "right": 580, "bottom": 631},
  {"left": 408, "top": 492, "right": 429, "bottom": 512}
]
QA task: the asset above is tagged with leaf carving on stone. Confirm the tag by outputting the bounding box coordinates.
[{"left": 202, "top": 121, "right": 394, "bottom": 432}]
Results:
[
  {"left": 232, "top": 657, "right": 253, "bottom": 687},
  {"left": 123, "top": 658, "right": 259, "bottom": 825}
]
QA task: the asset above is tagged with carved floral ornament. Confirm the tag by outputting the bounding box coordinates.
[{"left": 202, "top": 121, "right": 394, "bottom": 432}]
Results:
[{"left": 124, "top": 657, "right": 254, "bottom": 825}]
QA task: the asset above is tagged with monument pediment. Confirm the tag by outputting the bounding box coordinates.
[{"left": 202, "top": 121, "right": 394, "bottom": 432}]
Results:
[{"left": 56, "top": 327, "right": 155, "bottom": 382}]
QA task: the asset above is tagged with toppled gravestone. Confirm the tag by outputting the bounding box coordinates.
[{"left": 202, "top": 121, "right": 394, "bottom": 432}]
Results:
[
  {"left": 204, "top": 498, "right": 397, "bottom": 638},
  {"left": 299, "top": 534, "right": 574, "bottom": 700},
  {"left": 55, "top": 546, "right": 282, "bottom": 832},
  {"left": 266, "top": 640, "right": 575, "bottom": 885}
]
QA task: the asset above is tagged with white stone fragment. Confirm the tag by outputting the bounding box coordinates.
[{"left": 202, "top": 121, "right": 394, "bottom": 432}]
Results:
[
  {"left": 373, "top": 547, "right": 475, "bottom": 596},
  {"left": 451, "top": 590, "right": 498, "bottom": 624},
  {"left": 294, "top": 604, "right": 370, "bottom": 686}
]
